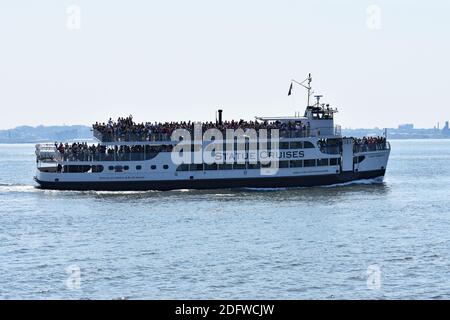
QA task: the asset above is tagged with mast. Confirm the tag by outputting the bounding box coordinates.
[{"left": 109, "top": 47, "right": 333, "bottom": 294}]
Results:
[
  {"left": 291, "top": 73, "right": 313, "bottom": 108},
  {"left": 306, "top": 73, "right": 312, "bottom": 107}
]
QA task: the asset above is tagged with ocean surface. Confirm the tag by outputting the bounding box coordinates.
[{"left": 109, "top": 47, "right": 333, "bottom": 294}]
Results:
[{"left": 0, "top": 140, "right": 449, "bottom": 299}]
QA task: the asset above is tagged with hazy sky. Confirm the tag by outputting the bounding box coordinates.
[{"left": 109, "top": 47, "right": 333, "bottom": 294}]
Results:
[{"left": 0, "top": 0, "right": 449, "bottom": 129}]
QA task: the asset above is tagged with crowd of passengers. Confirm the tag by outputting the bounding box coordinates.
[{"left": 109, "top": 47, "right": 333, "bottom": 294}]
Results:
[
  {"left": 318, "top": 136, "right": 387, "bottom": 153},
  {"left": 54, "top": 142, "right": 173, "bottom": 161},
  {"left": 92, "top": 116, "right": 311, "bottom": 142},
  {"left": 352, "top": 136, "right": 387, "bottom": 152}
]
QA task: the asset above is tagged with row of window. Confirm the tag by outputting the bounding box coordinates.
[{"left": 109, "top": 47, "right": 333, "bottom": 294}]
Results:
[
  {"left": 176, "top": 158, "right": 341, "bottom": 171},
  {"left": 43, "top": 155, "right": 347, "bottom": 174},
  {"left": 192, "top": 141, "right": 315, "bottom": 151},
  {"left": 39, "top": 165, "right": 106, "bottom": 173},
  {"left": 107, "top": 164, "right": 170, "bottom": 172}
]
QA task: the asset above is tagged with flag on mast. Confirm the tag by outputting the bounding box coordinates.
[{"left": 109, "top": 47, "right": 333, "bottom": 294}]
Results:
[{"left": 288, "top": 83, "right": 293, "bottom": 96}]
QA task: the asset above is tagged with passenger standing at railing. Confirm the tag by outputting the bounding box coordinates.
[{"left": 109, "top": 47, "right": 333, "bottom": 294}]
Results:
[{"left": 57, "top": 143, "right": 64, "bottom": 154}]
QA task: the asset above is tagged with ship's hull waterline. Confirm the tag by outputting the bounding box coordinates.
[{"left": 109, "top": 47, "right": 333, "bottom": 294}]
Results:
[{"left": 35, "top": 169, "right": 386, "bottom": 191}]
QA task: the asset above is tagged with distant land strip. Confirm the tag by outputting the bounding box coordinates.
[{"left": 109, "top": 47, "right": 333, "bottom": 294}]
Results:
[{"left": 0, "top": 125, "right": 449, "bottom": 143}]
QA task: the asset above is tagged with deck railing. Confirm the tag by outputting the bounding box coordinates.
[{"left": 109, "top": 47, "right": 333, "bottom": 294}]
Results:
[
  {"left": 353, "top": 142, "right": 390, "bottom": 153},
  {"left": 93, "top": 126, "right": 343, "bottom": 143}
]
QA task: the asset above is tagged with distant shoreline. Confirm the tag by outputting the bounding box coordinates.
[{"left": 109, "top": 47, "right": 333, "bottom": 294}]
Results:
[
  {"left": 0, "top": 124, "right": 449, "bottom": 143},
  {"left": 1, "top": 137, "right": 449, "bottom": 144}
]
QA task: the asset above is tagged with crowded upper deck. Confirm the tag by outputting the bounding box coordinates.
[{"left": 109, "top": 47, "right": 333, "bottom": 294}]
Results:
[{"left": 92, "top": 115, "right": 325, "bottom": 142}]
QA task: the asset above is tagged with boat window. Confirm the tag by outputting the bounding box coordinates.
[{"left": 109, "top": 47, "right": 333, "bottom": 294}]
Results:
[
  {"left": 115, "top": 166, "right": 123, "bottom": 172},
  {"left": 124, "top": 165, "right": 129, "bottom": 171},
  {"left": 204, "top": 164, "right": 218, "bottom": 170},
  {"left": 247, "top": 163, "right": 261, "bottom": 169},
  {"left": 290, "top": 160, "right": 303, "bottom": 168},
  {"left": 290, "top": 141, "right": 303, "bottom": 149},
  {"left": 218, "top": 164, "right": 233, "bottom": 170},
  {"left": 63, "top": 165, "right": 92, "bottom": 173},
  {"left": 330, "top": 158, "right": 338, "bottom": 166},
  {"left": 190, "top": 164, "right": 204, "bottom": 171},
  {"left": 317, "top": 159, "right": 329, "bottom": 166},
  {"left": 278, "top": 161, "right": 289, "bottom": 168},
  {"left": 163, "top": 165, "right": 169, "bottom": 169},
  {"left": 92, "top": 165, "right": 104, "bottom": 173},
  {"left": 176, "top": 164, "right": 189, "bottom": 171},
  {"left": 304, "top": 159, "right": 316, "bottom": 167},
  {"left": 233, "top": 163, "right": 246, "bottom": 170},
  {"left": 108, "top": 166, "right": 114, "bottom": 171},
  {"left": 38, "top": 166, "right": 58, "bottom": 173},
  {"left": 136, "top": 165, "right": 142, "bottom": 170},
  {"left": 353, "top": 156, "right": 366, "bottom": 164},
  {"left": 151, "top": 165, "right": 157, "bottom": 170},
  {"left": 279, "top": 142, "right": 289, "bottom": 149},
  {"left": 304, "top": 141, "right": 315, "bottom": 148}
]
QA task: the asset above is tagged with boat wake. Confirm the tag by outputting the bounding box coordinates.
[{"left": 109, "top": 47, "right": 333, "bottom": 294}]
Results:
[
  {"left": 0, "top": 177, "right": 384, "bottom": 195},
  {"left": 0, "top": 183, "right": 37, "bottom": 193},
  {"left": 0, "top": 183, "right": 165, "bottom": 195},
  {"left": 321, "top": 177, "right": 384, "bottom": 188},
  {"left": 243, "top": 177, "right": 384, "bottom": 192}
]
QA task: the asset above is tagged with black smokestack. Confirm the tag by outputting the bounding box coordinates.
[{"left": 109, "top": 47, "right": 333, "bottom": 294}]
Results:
[{"left": 218, "top": 109, "right": 223, "bottom": 125}]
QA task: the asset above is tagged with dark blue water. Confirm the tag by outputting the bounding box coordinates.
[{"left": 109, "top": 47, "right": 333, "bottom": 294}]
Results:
[{"left": 0, "top": 140, "right": 449, "bottom": 299}]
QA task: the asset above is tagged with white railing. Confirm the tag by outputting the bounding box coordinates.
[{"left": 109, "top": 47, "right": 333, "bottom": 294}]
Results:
[{"left": 35, "top": 144, "right": 60, "bottom": 162}]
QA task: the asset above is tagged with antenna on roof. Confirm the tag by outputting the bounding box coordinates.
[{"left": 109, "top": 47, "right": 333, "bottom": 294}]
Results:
[
  {"left": 314, "top": 95, "right": 323, "bottom": 107},
  {"left": 290, "top": 73, "right": 313, "bottom": 107}
]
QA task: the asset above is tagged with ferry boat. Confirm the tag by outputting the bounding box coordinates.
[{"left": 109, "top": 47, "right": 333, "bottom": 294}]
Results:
[{"left": 34, "top": 75, "right": 390, "bottom": 191}]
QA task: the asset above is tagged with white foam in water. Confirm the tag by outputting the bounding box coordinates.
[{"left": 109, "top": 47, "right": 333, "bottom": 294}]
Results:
[
  {"left": 320, "top": 177, "right": 384, "bottom": 188},
  {"left": 0, "top": 184, "right": 38, "bottom": 193},
  {"left": 244, "top": 187, "right": 290, "bottom": 191},
  {"left": 89, "top": 190, "right": 160, "bottom": 195},
  {"left": 243, "top": 178, "right": 384, "bottom": 191}
]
